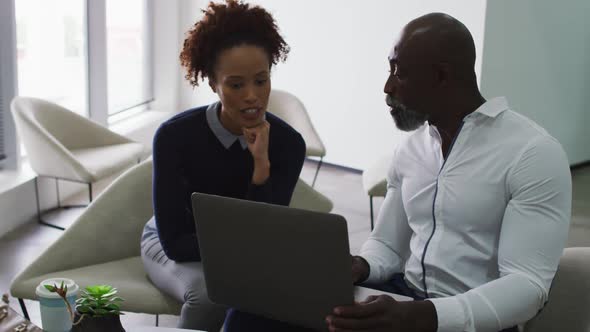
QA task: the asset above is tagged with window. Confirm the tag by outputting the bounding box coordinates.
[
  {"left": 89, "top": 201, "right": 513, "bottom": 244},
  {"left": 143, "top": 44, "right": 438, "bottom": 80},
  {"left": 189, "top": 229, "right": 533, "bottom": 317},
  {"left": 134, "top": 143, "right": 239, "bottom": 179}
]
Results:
[
  {"left": 15, "top": 0, "right": 87, "bottom": 116},
  {"left": 1, "top": 0, "right": 153, "bottom": 164},
  {"left": 14, "top": 0, "right": 152, "bottom": 121},
  {"left": 106, "top": 0, "right": 152, "bottom": 115}
]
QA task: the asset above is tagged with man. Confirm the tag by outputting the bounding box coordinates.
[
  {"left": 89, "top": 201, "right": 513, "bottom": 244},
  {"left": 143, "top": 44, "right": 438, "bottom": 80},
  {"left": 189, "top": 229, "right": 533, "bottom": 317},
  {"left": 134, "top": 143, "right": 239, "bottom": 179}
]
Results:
[
  {"left": 326, "top": 13, "right": 571, "bottom": 332},
  {"left": 225, "top": 12, "right": 571, "bottom": 332}
]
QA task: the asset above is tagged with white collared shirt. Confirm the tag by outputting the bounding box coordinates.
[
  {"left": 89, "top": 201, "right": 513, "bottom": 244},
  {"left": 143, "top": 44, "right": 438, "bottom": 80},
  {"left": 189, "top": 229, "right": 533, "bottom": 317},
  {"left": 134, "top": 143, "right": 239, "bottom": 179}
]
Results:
[{"left": 360, "top": 97, "right": 572, "bottom": 331}]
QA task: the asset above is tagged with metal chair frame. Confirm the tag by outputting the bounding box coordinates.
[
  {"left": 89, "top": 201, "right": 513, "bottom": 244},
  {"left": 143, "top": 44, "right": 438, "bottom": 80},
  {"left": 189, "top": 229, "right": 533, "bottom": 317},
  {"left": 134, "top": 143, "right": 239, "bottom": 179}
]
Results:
[
  {"left": 369, "top": 196, "right": 375, "bottom": 230},
  {"left": 34, "top": 176, "right": 92, "bottom": 231},
  {"left": 311, "top": 157, "right": 323, "bottom": 188}
]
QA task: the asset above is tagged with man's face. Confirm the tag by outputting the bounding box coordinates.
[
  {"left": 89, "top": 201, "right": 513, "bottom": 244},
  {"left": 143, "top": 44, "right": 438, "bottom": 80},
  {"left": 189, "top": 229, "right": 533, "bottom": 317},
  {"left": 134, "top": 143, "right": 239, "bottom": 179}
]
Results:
[{"left": 383, "top": 35, "right": 431, "bottom": 131}]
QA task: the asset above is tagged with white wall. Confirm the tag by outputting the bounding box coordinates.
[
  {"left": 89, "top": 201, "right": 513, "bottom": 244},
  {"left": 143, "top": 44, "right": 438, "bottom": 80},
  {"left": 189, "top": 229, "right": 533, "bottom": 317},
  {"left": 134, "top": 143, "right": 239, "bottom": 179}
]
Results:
[
  {"left": 152, "top": 0, "right": 182, "bottom": 112},
  {"left": 168, "top": 0, "right": 488, "bottom": 170},
  {"left": 480, "top": 0, "right": 590, "bottom": 165},
  {"left": 0, "top": 168, "right": 37, "bottom": 236},
  {"left": 177, "top": 0, "right": 212, "bottom": 113}
]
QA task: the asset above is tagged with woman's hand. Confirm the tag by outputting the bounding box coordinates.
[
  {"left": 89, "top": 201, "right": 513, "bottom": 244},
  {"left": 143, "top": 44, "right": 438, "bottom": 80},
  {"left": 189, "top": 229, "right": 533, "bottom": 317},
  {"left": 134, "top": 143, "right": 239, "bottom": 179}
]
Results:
[{"left": 243, "top": 120, "right": 271, "bottom": 185}]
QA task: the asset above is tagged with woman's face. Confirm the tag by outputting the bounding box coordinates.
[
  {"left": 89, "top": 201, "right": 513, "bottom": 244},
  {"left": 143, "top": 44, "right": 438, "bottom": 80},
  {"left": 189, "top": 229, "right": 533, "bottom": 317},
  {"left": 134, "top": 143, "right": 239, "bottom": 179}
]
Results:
[{"left": 210, "top": 44, "right": 271, "bottom": 135}]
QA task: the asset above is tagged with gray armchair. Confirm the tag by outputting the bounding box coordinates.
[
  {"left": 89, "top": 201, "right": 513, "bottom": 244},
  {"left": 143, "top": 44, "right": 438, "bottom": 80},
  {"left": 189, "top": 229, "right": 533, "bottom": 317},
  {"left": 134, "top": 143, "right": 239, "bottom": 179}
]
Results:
[
  {"left": 361, "top": 154, "right": 391, "bottom": 230},
  {"left": 10, "top": 159, "right": 181, "bottom": 321}
]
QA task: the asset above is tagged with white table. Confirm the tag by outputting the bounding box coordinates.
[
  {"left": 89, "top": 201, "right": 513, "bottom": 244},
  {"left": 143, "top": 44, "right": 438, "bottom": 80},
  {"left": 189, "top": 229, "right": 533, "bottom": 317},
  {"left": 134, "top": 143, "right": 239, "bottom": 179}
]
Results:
[
  {"left": 354, "top": 286, "right": 413, "bottom": 301},
  {"left": 126, "top": 289, "right": 408, "bottom": 332},
  {"left": 126, "top": 327, "right": 206, "bottom": 332}
]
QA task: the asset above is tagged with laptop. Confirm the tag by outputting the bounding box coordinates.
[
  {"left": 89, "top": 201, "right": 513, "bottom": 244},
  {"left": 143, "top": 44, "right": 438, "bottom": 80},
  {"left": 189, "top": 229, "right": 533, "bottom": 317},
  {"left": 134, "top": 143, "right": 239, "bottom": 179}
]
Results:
[{"left": 191, "top": 193, "right": 410, "bottom": 331}]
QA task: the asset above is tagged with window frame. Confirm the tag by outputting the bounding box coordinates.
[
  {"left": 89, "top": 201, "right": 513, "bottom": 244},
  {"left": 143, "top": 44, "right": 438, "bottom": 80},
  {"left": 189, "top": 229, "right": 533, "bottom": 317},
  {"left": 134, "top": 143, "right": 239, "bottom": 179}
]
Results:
[
  {"left": 89, "top": 0, "right": 154, "bottom": 125},
  {"left": 0, "top": 0, "right": 19, "bottom": 169},
  {"left": 104, "top": 0, "right": 155, "bottom": 121},
  {"left": 0, "top": 0, "right": 154, "bottom": 166}
]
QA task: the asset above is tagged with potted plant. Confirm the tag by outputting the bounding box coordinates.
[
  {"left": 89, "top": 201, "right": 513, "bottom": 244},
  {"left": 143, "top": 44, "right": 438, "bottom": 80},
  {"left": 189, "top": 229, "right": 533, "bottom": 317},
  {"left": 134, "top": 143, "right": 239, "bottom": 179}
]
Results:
[{"left": 45, "top": 283, "right": 125, "bottom": 332}]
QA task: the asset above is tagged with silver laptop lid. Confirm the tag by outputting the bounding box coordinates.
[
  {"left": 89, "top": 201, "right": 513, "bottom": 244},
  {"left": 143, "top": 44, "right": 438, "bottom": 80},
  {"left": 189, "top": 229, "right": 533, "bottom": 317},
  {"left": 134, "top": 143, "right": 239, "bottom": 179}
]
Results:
[{"left": 191, "top": 192, "right": 354, "bottom": 331}]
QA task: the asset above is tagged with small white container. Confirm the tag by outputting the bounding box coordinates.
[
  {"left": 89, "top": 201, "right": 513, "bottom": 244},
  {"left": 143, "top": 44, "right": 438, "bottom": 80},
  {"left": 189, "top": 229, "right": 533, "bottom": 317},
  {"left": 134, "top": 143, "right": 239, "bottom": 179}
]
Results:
[{"left": 35, "top": 278, "right": 79, "bottom": 332}]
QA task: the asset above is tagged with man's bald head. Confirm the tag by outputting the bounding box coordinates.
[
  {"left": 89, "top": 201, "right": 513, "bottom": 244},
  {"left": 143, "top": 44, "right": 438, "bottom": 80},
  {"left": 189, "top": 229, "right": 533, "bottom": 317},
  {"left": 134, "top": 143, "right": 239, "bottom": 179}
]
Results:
[
  {"left": 393, "top": 13, "right": 476, "bottom": 83},
  {"left": 384, "top": 13, "right": 483, "bottom": 130}
]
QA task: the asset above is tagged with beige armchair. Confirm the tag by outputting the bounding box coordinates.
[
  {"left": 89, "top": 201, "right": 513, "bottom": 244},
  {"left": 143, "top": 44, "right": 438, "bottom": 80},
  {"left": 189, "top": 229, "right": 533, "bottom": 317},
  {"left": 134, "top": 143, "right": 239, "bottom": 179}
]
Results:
[
  {"left": 523, "top": 247, "right": 590, "bottom": 332},
  {"left": 10, "top": 159, "right": 181, "bottom": 322},
  {"left": 290, "top": 177, "right": 333, "bottom": 213},
  {"left": 267, "top": 89, "right": 326, "bottom": 187},
  {"left": 361, "top": 154, "right": 391, "bottom": 230},
  {"left": 11, "top": 96, "right": 144, "bottom": 229},
  {"left": 10, "top": 159, "right": 332, "bottom": 324}
]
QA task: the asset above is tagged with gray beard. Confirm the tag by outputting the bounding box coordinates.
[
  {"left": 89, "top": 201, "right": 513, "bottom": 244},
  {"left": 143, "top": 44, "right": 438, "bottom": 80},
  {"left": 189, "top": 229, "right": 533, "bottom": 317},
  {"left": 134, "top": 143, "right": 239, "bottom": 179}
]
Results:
[{"left": 386, "top": 95, "right": 429, "bottom": 132}]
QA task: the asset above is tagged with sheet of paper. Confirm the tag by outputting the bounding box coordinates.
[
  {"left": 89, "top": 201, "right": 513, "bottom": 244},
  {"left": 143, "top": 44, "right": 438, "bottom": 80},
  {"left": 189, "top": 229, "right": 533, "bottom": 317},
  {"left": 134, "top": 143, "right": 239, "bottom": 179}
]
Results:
[{"left": 353, "top": 286, "right": 413, "bottom": 302}]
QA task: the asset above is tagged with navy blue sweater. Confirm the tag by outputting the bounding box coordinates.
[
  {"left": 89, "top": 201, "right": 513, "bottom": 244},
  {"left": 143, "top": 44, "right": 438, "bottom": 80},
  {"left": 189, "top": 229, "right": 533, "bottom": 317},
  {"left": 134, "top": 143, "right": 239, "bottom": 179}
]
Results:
[{"left": 152, "top": 105, "right": 306, "bottom": 262}]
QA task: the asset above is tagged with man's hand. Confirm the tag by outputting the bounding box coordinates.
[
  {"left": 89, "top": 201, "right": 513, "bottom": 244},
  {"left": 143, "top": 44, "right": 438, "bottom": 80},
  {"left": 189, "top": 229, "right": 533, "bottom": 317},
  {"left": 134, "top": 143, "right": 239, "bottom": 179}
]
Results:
[
  {"left": 352, "top": 256, "right": 370, "bottom": 284},
  {"left": 243, "top": 121, "right": 271, "bottom": 185},
  {"left": 326, "top": 295, "right": 437, "bottom": 332}
]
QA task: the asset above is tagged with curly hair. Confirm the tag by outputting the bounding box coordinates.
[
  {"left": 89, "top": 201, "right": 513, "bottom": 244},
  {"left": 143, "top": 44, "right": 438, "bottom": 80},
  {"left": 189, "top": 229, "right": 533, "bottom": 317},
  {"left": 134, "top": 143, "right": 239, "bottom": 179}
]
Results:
[{"left": 180, "top": 0, "right": 290, "bottom": 87}]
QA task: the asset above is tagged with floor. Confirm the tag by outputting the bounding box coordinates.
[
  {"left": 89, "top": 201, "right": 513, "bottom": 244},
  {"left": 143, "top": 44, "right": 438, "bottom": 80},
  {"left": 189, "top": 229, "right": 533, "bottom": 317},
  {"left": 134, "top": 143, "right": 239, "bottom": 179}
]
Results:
[{"left": 1, "top": 160, "right": 589, "bottom": 329}]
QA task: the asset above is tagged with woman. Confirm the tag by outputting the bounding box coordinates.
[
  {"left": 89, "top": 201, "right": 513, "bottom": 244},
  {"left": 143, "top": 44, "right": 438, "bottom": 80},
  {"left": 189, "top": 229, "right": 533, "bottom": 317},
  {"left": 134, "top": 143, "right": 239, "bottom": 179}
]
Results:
[{"left": 140, "top": 1, "right": 306, "bottom": 330}]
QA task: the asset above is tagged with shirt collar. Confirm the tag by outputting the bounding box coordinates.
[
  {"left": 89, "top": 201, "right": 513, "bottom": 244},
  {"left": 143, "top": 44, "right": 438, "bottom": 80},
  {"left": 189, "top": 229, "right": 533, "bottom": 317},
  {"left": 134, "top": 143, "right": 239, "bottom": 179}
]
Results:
[
  {"left": 427, "top": 97, "right": 510, "bottom": 138},
  {"left": 206, "top": 102, "right": 248, "bottom": 150},
  {"left": 466, "top": 96, "right": 509, "bottom": 120}
]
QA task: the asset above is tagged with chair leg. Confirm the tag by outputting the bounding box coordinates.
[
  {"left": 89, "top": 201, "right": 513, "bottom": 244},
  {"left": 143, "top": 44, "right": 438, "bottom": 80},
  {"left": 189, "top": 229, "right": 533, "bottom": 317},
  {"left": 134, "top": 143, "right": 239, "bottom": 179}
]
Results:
[
  {"left": 55, "top": 178, "right": 61, "bottom": 208},
  {"left": 34, "top": 177, "right": 92, "bottom": 230},
  {"left": 370, "top": 196, "right": 374, "bottom": 231},
  {"left": 35, "top": 177, "right": 65, "bottom": 231},
  {"left": 18, "top": 298, "right": 30, "bottom": 320},
  {"left": 34, "top": 177, "right": 42, "bottom": 222},
  {"left": 155, "top": 314, "right": 159, "bottom": 326},
  {"left": 312, "top": 157, "right": 323, "bottom": 188}
]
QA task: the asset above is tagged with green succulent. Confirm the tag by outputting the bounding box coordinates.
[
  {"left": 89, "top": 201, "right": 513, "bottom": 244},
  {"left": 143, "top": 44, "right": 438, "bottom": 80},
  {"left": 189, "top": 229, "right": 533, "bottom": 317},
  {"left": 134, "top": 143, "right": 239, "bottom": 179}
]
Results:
[{"left": 75, "top": 285, "right": 124, "bottom": 317}]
